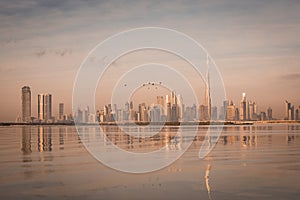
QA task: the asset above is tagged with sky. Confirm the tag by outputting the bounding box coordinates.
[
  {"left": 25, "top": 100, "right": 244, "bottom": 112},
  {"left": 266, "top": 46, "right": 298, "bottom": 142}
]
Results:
[{"left": 0, "top": 0, "right": 299, "bottom": 121}]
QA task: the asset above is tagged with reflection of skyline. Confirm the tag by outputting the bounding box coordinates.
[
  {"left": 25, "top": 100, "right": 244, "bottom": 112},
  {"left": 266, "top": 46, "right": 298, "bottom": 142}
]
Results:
[
  {"left": 205, "top": 164, "right": 212, "bottom": 200},
  {"left": 21, "top": 126, "right": 32, "bottom": 155},
  {"left": 76, "top": 124, "right": 300, "bottom": 155},
  {"left": 81, "top": 126, "right": 186, "bottom": 153},
  {"left": 19, "top": 125, "right": 300, "bottom": 157},
  {"left": 38, "top": 126, "right": 52, "bottom": 152}
]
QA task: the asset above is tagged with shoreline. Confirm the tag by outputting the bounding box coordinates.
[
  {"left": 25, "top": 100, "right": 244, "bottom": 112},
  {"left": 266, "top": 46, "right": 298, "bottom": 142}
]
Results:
[{"left": 0, "top": 120, "right": 299, "bottom": 126}]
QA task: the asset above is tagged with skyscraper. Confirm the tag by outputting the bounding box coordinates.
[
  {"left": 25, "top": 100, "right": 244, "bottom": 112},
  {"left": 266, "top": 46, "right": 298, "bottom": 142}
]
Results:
[
  {"left": 226, "top": 101, "right": 236, "bottom": 121},
  {"left": 38, "top": 94, "right": 52, "bottom": 122},
  {"left": 239, "top": 93, "right": 247, "bottom": 121},
  {"left": 157, "top": 96, "right": 164, "bottom": 106},
  {"left": 285, "top": 100, "right": 291, "bottom": 120},
  {"left": 211, "top": 106, "right": 218, "bottom": 120},
  {"left": 59, "top": 103, "right": 64, "bottom": 120},
  {"left": 199, "top": 105, "right": 208, "bottom": 121},
  {"left": 177, "top": 94, "right": 183, "bottom": 121},
  {"left": 205, "top": 54, "right": 211, "bottom": 120},
  {"left": 157, "top": 96, "right": 165, "bottom": 116},
  {"left": 267, "top": 107, "right": 273, "bottom": 120},
  {"left": 22, "top": 86, "right": 31, "bottom": 122}
]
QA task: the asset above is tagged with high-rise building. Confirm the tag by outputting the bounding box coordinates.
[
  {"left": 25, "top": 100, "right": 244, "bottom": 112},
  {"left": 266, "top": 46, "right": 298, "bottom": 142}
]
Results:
[
  {"left": 296, "top": 108, "right": 299, "bottom": 121},
  {"left": 285, "top": 101, "right": 295, "bottom": 120},
  {"left": 285, "top": 101, "right": 291, "bottom": 120},
  {"left": 171, "top": 104, "right": 178, "bottom": 122},
  {"left": 205, "top": 54, "right": 211, "bottom": 120},
  {"left": 129, "top": 101, "right": 133, "bottom": 110},
  {"left": 191, "top": 104, "right": 197, "bottom": 120},
  {"left": 222, "top": 100, "right": 229, "bottom": 120},
  {"left": 260, "top": 112, "right": 267, "bottom": 121},
  {"left": 59, "top": 103, "right": 64, "bottom": 120},
  {"left": 239, "top": 93, "right": 247, "bottom": 121},
  {"left": 149, "top": 105, "right": 161, "bottom": 122},
  {"left": 211, "top": 106, "right": 218, "bottom": 120},
  {"left": 290, "top": 105, "right": 295, "bottom": 120},
  {"left": 157, "top": 96, "right": 165, "bottom": 116},
  {"left": 226, "top": 101, "right": 236, "bottom": 121},
  {"left": 22, "top": 86, "right": 31, "bottom": 122},
  {"left": 38, "top": 94, "right": 52, "bottom": 122},
  {"left": 248, "top": 101, "right": 254, "bottom": 120},
  {"left": 157, "top": 96, "right": 164, "bottom": 106},
  {"left": 267, "top": 107, "right": 272, "bottom": 120},
  {"left": 171, "top": 91, "right": 178, "bottom": 105},
  {"left": 235, "top": 108, "right": 240, "bottom": 121},
  {"left": 199, "top": 105, "right": 208, "bottom": 121},
  {"left": 166, "top": 102, "right": 172, "bottom": 122},
  {"left": 177, "top": 94, "right": 183, "bottom": 121}
]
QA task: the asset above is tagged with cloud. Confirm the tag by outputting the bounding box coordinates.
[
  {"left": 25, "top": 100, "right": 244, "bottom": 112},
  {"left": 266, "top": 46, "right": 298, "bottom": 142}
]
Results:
[{"left": 280, "top": 73, "right": 300, "bottom": 80}]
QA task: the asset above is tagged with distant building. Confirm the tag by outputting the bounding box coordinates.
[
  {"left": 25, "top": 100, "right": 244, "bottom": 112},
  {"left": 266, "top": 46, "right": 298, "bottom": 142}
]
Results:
[
  {"left": 166, "top": 102, "right": 172, "bottom": 122},
  {"left": 248, "top": 101, "right": 256, "bottom": 120},
  {"left": 171, "top": 104, "right": 178, "bottom": 122},
  {"left": 77, "top": 108, "right": 83, "bottom": 123},
  {"left": 157, "top": 96, "right": 165, "bottom": 116},
  {"left": 296, "top": 109, "right": 299, "bottom": 121},
  {"left": 205, "top": 54, "right": 211, "bottom": 120},
  {"left": 267, "top": 107, "right": 272, "bottom": 120},
  {"left": 239, "top": 93, "right": 247, "bottom": 121},
  {"left": 211, "top": 106, "right": 218, "bottom": 120},
  {"left": 235, "top": 108, "right": 240, "bottom": 121},
  {"left": 22, "top": 86, "right": 31, "bottom": 122},
  {"left": 149, "top": 105, "right": 161, "bottom": 122},
  {"left": 38, "top": 93, "right": 52, "bottom": 122},
  {"left": 260, "top": 112, "right": 267, "bottom": 121},
  {"left": 290, "top": 106, "right": 295, "bottom": 120},
  {"left": 59, "top": 103, "right": 64, "bottom": 120},
  {"left": 221, "top": 100, "right": 229, "bottom": 120},
  {"left": 285, "top": 101, "right": 296, "bottom": 120},
  {"left": 285, "top": 101, "right": 291, "bottom": 120},
  {"left": 177, "top": 94, "right": 183, "bottom": 121},
  {"left": 226, "top": 102, "right": 236, "bottom": 121},
  {"left": 199, "top": 105, "right": 208, "bottom": 121}
]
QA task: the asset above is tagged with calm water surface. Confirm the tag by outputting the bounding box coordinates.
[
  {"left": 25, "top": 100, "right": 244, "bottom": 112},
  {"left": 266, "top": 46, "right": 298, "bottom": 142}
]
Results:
[{"left": 0, "top": 124, "right": 299, "bottom": 200}]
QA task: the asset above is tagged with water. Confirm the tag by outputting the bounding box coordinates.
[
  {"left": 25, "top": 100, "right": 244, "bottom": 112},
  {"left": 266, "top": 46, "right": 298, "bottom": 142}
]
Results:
[{"left": 0, "top": 124, "right": 299, "bottom": 200}]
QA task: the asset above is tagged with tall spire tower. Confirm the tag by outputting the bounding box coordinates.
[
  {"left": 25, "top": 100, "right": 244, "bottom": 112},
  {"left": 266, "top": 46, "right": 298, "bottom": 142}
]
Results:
[{"left": 205, "top": 54, "right": 211, "bottom": 120}]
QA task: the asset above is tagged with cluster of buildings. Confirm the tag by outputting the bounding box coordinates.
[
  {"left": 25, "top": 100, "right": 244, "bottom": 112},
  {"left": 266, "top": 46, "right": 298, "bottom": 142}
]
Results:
[
  {"left": 19, "top": 57, "right": 299, "bottom": 123},
  {"left": 285, "top": 101, "right": 299, "bottom": 120},
  {"left": 76, "top": 91, "right": 186, "bottom": 123},
  {"left": 19, "top": 86, "right": 73, "bottom": 123},
  {"left": 20, "top": 85, "right": 299, "bottom": 124},
  {"left": 220, "top": 93, "right": 273, "bottom": 121}
]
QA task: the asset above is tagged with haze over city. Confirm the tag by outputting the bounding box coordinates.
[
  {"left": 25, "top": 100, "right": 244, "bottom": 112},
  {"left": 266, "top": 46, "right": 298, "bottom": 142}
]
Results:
[{"left": 0, "top": 0, "right": 300, "bottom": 121}]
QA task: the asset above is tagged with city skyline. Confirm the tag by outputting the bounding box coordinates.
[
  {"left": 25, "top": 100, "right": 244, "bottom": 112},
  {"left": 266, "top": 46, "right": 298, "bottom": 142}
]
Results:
[
  {"left": 17, "top": 85, "right": 299, "bottom": 123},
  {"left": 0, "top": 0, "right": 300, "bottom": 121}
]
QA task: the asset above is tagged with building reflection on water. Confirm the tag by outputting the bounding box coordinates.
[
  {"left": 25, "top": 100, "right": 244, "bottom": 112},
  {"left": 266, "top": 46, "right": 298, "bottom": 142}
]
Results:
[
  {"left": 20, "top": 124, "right": 300, "bottom": 157},
  {"left": 38, "top": 126, "right": 52, "bottom": 152},
  {"left": 74, "top": 125, "right": 299, "bottom": 155},
  {"left": 205, "top": 164, "right": 212, "bottom": 200},
  {"left": 21, "top": 126, "right": 32, "bottom": 155},
  {"left": 79, "top": 125, "right": 190, "bottom": 153},
  {"left": 17, "top": 124, "right": 300, "bottom": 192},
  {"left": 20, "top": 126, "right": 56, "bottom": 163}
]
